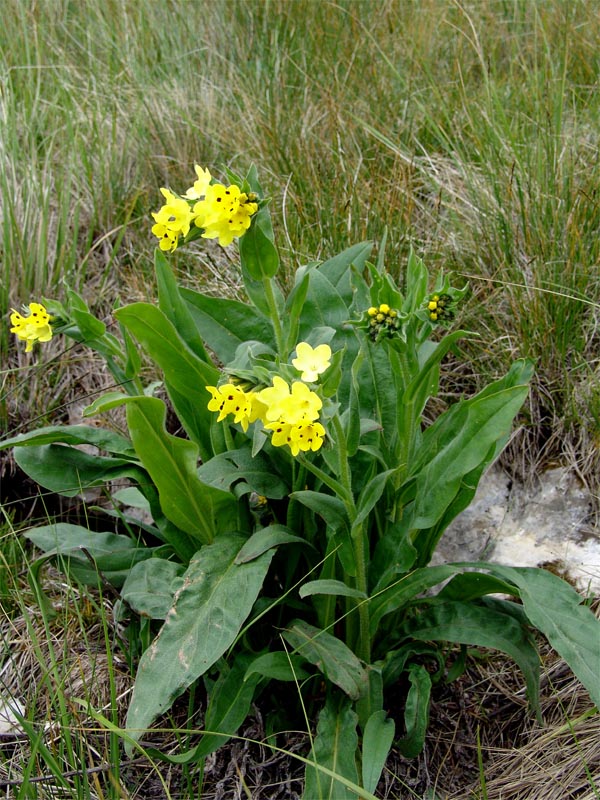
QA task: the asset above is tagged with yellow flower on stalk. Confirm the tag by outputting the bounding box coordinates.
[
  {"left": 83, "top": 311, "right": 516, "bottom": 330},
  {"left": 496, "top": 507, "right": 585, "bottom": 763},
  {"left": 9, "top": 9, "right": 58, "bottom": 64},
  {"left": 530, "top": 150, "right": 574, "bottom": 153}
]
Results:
[
  {"left": 258, "top": 378, "right": 322, "bottom": 425},
  {"left": 265, "top": 418, "right": 326, "bottom": 456},
  {"left": 10, "top": 302, "right": 53, "bottom": 352},
  {"left": 151, "top": 188, "right": 194, "bottom": 252},
  {"left": 287, "top": 420, "right": 326, "bottom": 455},
  {"left": 193, "top": 182, "right": 258, "bottom": 248},
  {"left": 292, "top": 342, "right": 332, "bottom": 382},
  {"left": 184, "top": 165, "right": 212, "bottom": 200},
  {"left": 206, "top": 383, "right": 255, "bottom": 432}
]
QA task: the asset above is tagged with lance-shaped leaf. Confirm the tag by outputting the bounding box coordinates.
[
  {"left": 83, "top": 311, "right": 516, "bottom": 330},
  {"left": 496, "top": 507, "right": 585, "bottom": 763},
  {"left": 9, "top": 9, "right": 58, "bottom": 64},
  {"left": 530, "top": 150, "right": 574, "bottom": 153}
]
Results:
[
  {"left": 362, "top": 710, "right": 395, "bottom": 795},
  {"left": 181, "top": 287, "right": 274, "bottom": 364},
  {"left": 283, "top": 621, "right": 367, "bottom": 700},
  {"left": 115, "top": 302, "right": 218, "bottom": 459},
  {"left": 396, "top": 664, "right": 431, "bottom": 758},
  {"left": 239, "top": 205, "right": 280, "bottom": 279},
  {"left": 303, "top": 695, "right": 359, "bottom": 800},
  {"left": 403, "top": 599, "right": 541, "bottom": 714},
  {"left": 0, "top": 424, "right": 135, "bottom": 457},
  {"left": 407, "top": 361, "right": 533, "bottom": 529},
  {"left": 124, "top": 396, "right": 237, "bottom": 544},
  {"left": 154, "top": 248, "right": 210, "bottom": 362},
  {"left": 125, "top": 535, "right": 273, "bottom": 750},
  {"left": 14, "top": 444, "right": 147, "bottom": 498},
  {"left": 475, "top": 564, "right": 600, "bottom": 707}
]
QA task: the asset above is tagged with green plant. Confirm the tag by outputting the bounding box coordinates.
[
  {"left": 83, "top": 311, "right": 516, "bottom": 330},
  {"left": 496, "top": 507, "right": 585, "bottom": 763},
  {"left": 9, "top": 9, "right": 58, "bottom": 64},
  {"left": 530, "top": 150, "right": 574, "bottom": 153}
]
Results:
[{"left": 3, "top": 164, "right": 599, "bottom": 799}]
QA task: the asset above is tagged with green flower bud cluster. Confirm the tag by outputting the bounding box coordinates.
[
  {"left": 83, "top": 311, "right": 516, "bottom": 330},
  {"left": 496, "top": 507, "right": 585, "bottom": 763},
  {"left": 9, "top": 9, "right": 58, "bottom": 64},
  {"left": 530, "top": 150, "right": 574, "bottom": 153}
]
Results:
[{"left": 366, "top": 303, "right": 401, "bottom": 341}]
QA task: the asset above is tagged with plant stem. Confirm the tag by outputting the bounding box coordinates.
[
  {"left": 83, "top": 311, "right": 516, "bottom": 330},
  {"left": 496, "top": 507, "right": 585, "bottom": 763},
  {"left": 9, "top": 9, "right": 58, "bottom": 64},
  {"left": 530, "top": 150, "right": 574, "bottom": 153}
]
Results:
[
  {"left": 262, "top": 276, "right": 284, "bottom": 355},
  {"left": 331, "top": 414, "right": 371, "bottom": 663}
]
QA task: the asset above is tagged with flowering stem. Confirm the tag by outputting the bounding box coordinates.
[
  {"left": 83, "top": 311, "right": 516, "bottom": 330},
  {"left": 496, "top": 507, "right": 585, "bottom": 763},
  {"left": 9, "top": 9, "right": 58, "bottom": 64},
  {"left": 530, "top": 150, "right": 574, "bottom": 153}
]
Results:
[
  {"left": 331, "top": 414, "right": 371, "bottom": 663},
  {"left": 262, "top": 277, "right": 284, "bottom": 355}
]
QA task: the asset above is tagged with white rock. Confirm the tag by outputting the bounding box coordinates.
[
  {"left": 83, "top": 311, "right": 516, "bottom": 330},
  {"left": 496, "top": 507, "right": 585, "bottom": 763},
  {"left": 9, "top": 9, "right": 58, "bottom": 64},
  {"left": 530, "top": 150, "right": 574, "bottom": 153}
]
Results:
[{"left": 433, "top": 466, "right": 600, "bottom": 595}]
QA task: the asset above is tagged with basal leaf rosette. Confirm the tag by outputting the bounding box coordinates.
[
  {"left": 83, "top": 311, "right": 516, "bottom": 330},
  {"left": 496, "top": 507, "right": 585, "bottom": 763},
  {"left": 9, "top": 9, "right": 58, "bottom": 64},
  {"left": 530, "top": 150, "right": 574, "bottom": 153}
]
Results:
[{"left": 151, "top": 164, "right": 259, "bottom": 251}]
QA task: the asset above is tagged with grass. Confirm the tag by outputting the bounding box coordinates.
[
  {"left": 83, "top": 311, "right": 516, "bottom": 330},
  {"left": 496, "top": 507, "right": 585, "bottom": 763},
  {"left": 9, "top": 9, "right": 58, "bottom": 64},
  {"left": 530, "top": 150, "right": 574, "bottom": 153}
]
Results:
[
  {"left": 1, "top": 1, "right": 599, "bottom": 797},
  {"left": 2, "top": 0, "right": 599, "bottom": 481}
]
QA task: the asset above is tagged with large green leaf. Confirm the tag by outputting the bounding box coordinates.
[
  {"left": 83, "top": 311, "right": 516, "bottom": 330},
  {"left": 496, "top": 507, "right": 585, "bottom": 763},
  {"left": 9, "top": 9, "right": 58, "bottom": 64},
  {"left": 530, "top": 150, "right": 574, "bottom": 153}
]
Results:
[
  {"left": 1, "top": 424, "right": 135, "bottom": 457},
  {"left": 198, "top": 445, "right": 289, "bottom": 500},
  {"left": 361, "top": 710, "right": 395, "bottom": 795},
  {"left": 124, "top": 396, "right": 237, "bottom": 544},
  {"left": 154, "top": 248, "right": 210, "bottom": 362},
  {"left": 120, "top": 558, "right": 185, "bottom": 619},
  {"left": 125, "top": 535, "right": 273, "bottom": 749},
  {"left": 396, "top": 664, "right": 431, "bottom": 758},
  {"left": 303, "top": 695, "right": 360, "bottom": 800},
  {"left": 369, "top": 565, "right": 458, "bottom": 635},
  {"left": 14, "top": 444, "right": 146, "bottom": 498},
  {"left": 114, "top": 302, "right": 218, "bottom": 460},
  {"left": 24, "top": 523, "right": 162, "bottom": 588},
  {"left": 317, "top": 242, "right": 373, "bottom": 305},
  {"left": 403, "top": 600, "right": 541, "bottom": 713},
  {"left": 407, "top": 362, "right": 532, "bottom": 529},
  {"left": 283, "top": 621, "right": 367, "bottom": 700},
  {"left": 477, "top": 565, "right": 600, "bottom": 707},
  {"left": 181, "top": 287, "right": 274, "bottom": 364}
]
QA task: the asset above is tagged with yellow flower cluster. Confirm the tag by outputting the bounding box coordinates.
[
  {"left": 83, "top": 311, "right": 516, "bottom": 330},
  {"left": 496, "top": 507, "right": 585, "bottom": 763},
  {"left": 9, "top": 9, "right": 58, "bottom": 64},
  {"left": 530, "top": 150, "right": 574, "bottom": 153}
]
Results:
[
  {"left": 10, "top": 302, "right": 53, "bottom": 352},
  {"left": 206, "top": 343, "right": 331, "bottom": 456},
  {"left": 151, "top": 165, "right": 258, "bottom": 251},
  {"left": 366, "top": 303, "right": 400, "bottom": 340},
  {"left": 427, "top": 294, "right": 455, "bottom": 323}
]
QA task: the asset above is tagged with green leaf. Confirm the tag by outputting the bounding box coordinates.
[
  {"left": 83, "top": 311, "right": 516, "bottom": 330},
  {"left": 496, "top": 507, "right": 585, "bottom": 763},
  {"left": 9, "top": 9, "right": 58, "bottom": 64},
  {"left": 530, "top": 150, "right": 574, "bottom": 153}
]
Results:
[
  {"left": 370, "top": 565, "right": 459, "bottom": 636},
  {"left": 396, "top": 664, "right": 431, "bottom": 758},
  {"left": 154, "top": 249, "right": 210, "bottom": 362},
  {"left": 235, "top": 525, "right": 309, "bottom": 564},
  {"left": 24, "top": 523, "right": 161, "bottom": 588},
  {"left": 124, "top": 396, "right": 237, "bottom": 545},
  {"left": 114, "top": 302, "right": 219, "bottom": 460},
  {"left": 283, "top": 620, "right": 367, "bottom": 700},
  {"left": 404, "top": 600, "right": 541, "bottom": 713},
  {"left": 361, "top": 710, "right": 395, "bottom": 794},
  {"left": 244, "top": 651, "right": 310, "bottom": 682},
  {"left": 14, "top": 444, "right": 146, "bottom": 498},
  {"left": 198, "top": 446, "right": 289, "bottom": 500},
  {"left": 303, "top": 695, "right": 359, "bottom": 800},
  {"left": 121, "top": 559, "right": 185, "bottom": 619},
  {"left": 438, "top": 571, "right": 519, "bottom": 602},
  {"left": 1, "top": 424, "right": 134, "bottom": 457},
  {"left": 239, "top": 205, "right": 280, "bottom": 279},
  {"left": 296, "top": 269, "right": 349, "bottom": 343},
  {"left": 153, "top": 655, "right": 262, "bottom": 764},
  {"left": 408, "top": 366, "right": 532, "bottom": 529},
  {"left": 181, "top": 286, "right": 274, "bottom": 364},
  {"left": 290, "top": 490, "right": 349, "bottom": 533},
  {"left": 477, "top": 565, "right": 600, "bottom": 707},
  {"left": 125, "top": 535, "right": 274, "bottom": 750},
  {"left": 352, "top": 468, "right": 396, "bottom": 535},
  {"left": 317, "top": 242, "right": 373, "bottom": 306},
  {"left": 83, "top": 391, "right": 133, "bottom": 418},
  {"left": 299, "top": 579, "right": 366, "bottom": 600}
]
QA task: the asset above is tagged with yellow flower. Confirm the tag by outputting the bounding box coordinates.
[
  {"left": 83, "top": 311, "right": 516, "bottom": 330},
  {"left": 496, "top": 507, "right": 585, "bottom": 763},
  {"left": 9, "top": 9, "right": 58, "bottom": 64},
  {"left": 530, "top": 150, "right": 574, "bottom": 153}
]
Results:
[
  {"left": 206, "top": 384, "right": 254, "bottom": 431},
  {"left": 151, "top": 188, "right": 194, "bottom": 251},
  {"left": 287, "top": 420, "right": 326, "bottom": 455},
  {"left": 10, "top": 302, "right": 53, "bottom": 352},
  {"left": 184, "top": 165, "right": 212, "bottom": 200},
  {"left": 265, "top": 418, "right": 326, "bottom": 456},
  {"left": 292, "top": 342, "right": 332, "bottom": 383},
  {"left": 259, "top": 378, "right": 322, "bottom": 425},
  {"left": 193, "top": 182, "right": 258, "bottom": 247}
]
